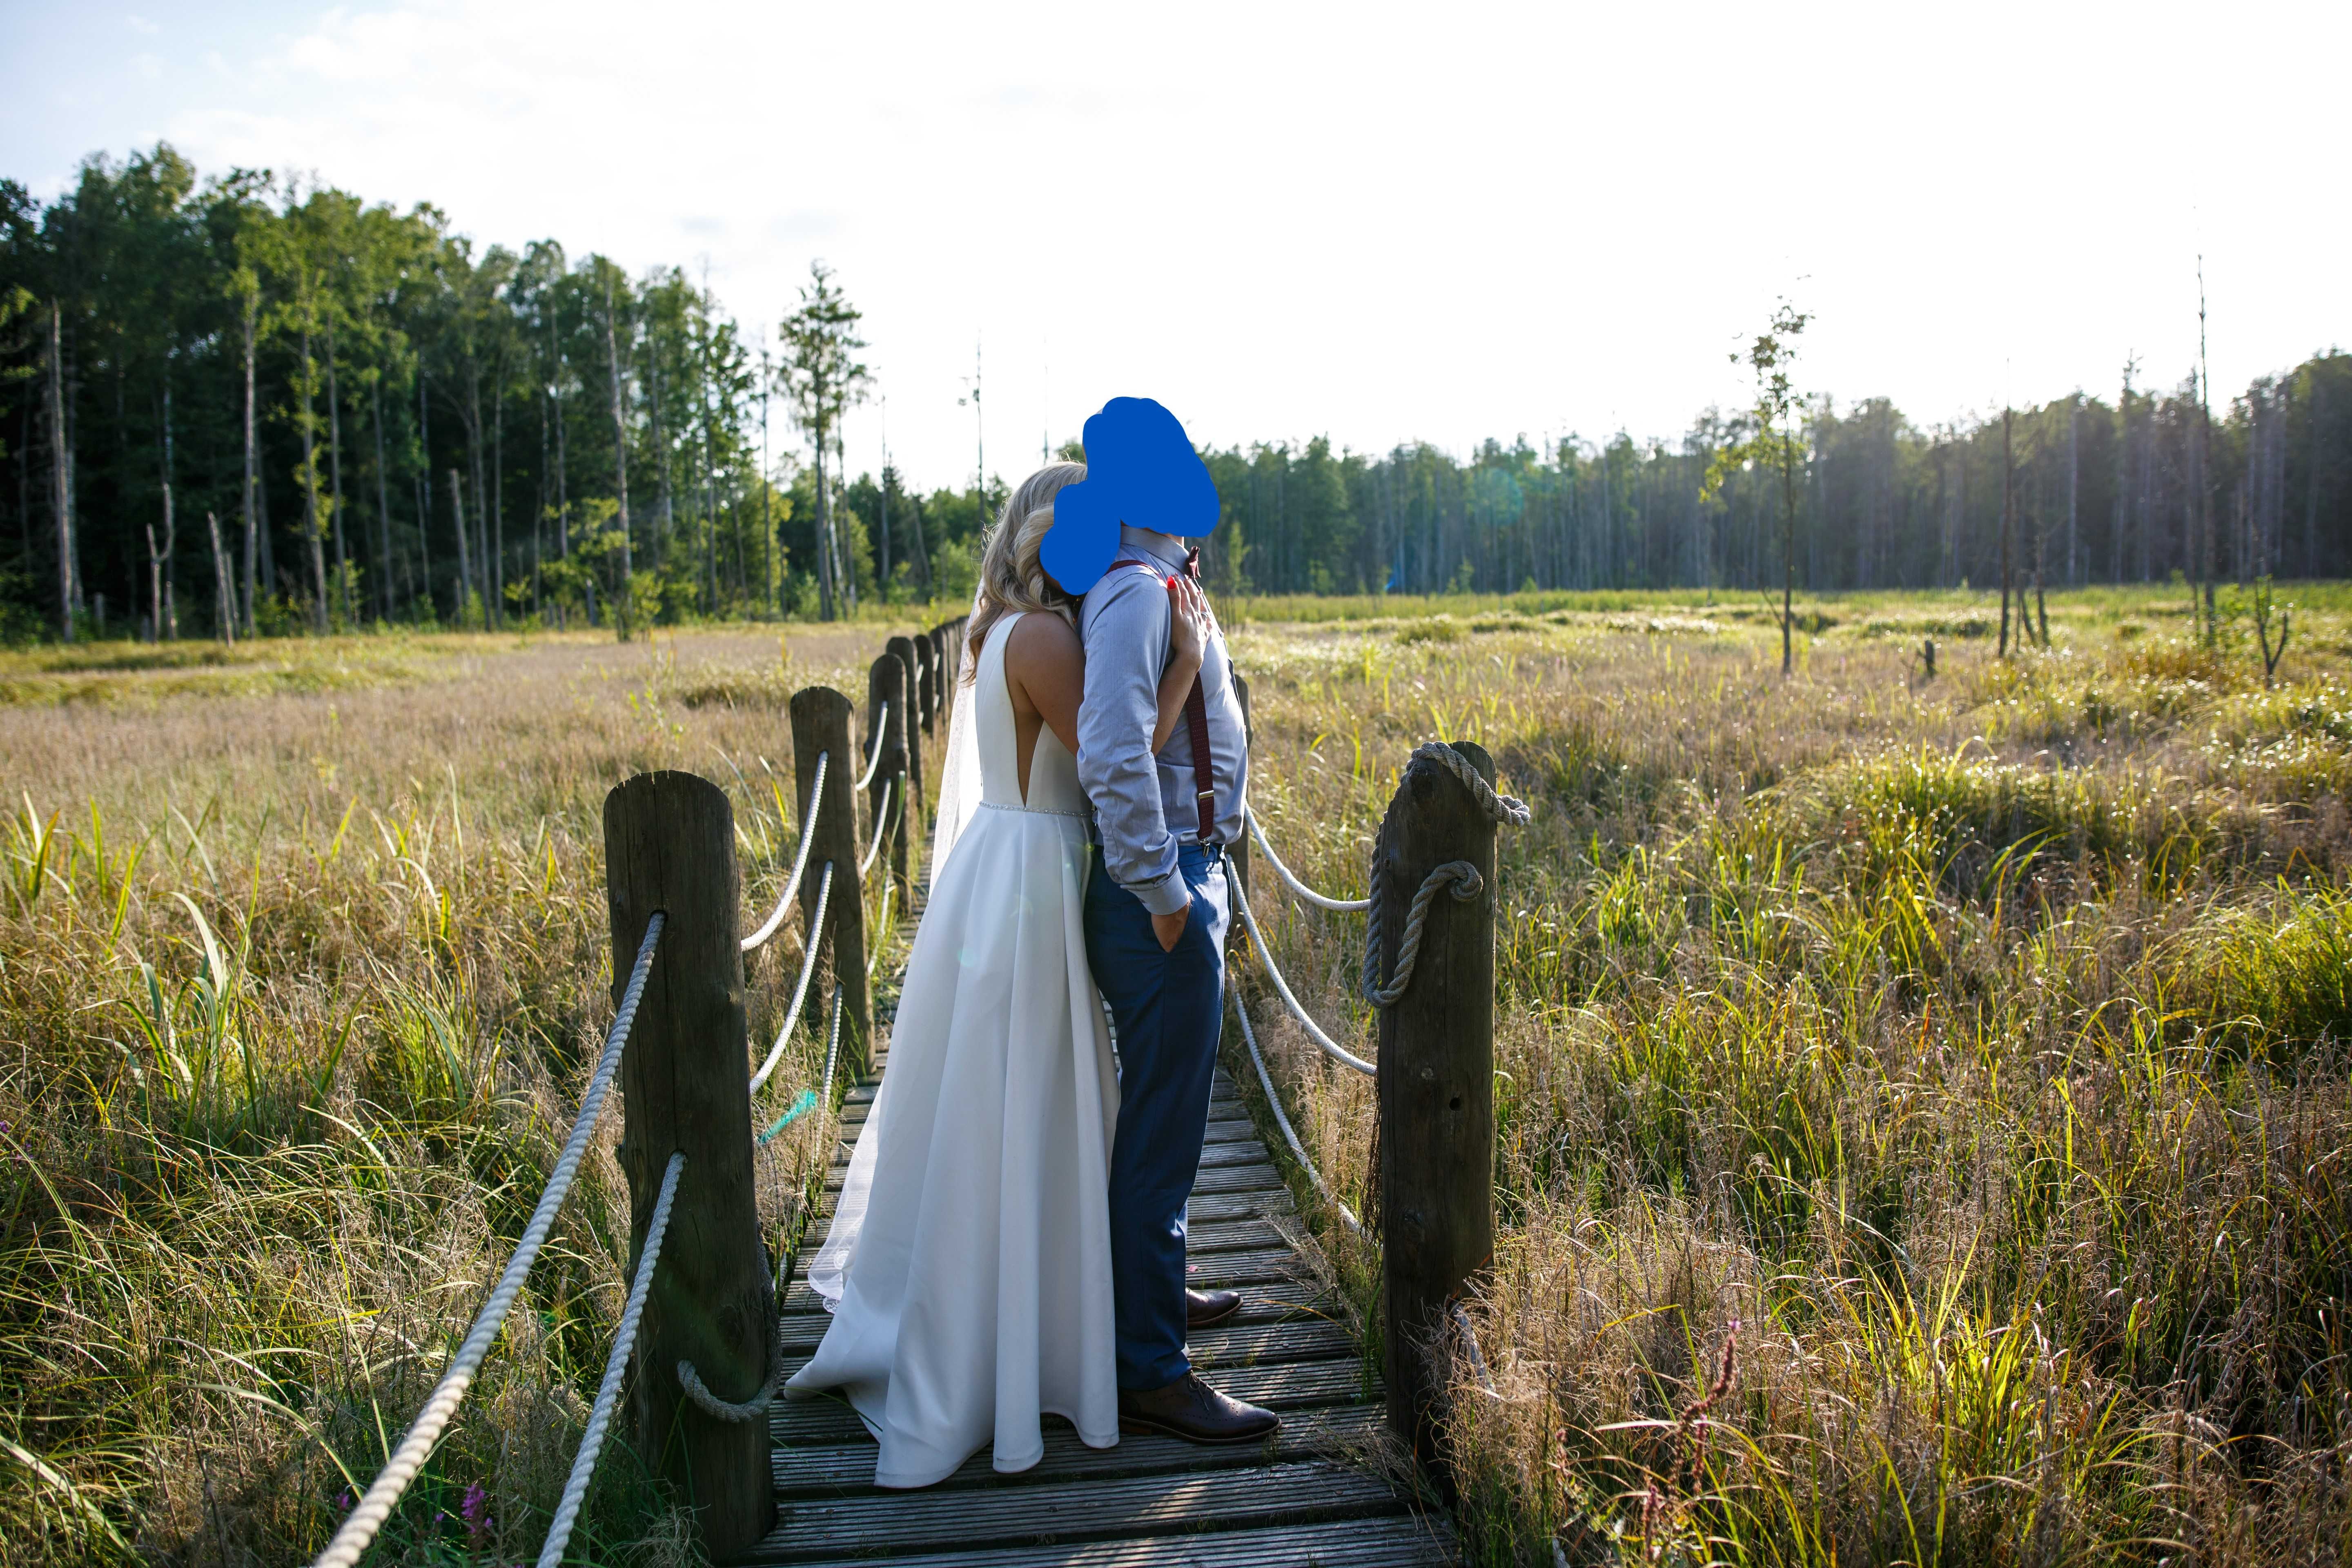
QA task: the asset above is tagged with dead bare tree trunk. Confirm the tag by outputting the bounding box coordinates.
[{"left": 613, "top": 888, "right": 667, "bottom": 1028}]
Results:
[
  {"left": 372, "top": 372, "right": 394, "bottom": 620},
  {"left": 2197, "top": 258, "right": 2218, "bottom": 643},
  {"left": 297, "top": 321, "right": 331, "bottom": 632},
  {"left": 327, "top": 323, "right": 349, "bottom": 624},
  {"left": 48, "top": 301, "right": 76, "bottom": 642},
  {"left": 604, "top": 275, "right": 635, "bottom": 640},
  {"left": 449, "top": 468, "right": 474, "bottom": 623},
  {"left": 1779, "top": 437, "right": 1795, "bottom": 677},
  {"left": 152, "top": 377, "right": 178, "bottom": 640},
  {"left": 206, "top": 511, "right": 234, "bottom": 645},
  {"left": 241, "top": 292, "right": 260, "bottom": 636},
  {"left": 1999, "top": 407, "right": 2014, "bottom": 657}
]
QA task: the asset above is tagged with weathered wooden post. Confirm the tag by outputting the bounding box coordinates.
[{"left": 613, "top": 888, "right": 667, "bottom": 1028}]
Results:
[
  {"left": 603, "top": 771, "right": 775, "bottom": 1558},
  {"left": 885, "top": 634, "right": 924, "bottom": 817},
  {"left": 864, "top": 652, "right": 913, "bottom": 900},
  {"left": 790, "top": 687, "right": 871, "bottom": 1073},
  {"left": 1229, "top": 670, "right": 1252, "bottom": 900},
  {"left": 913, "top": 628, "right": 938, "bottom": 739},
  {"left": 1375, "top": 739, "right": 1497, "bottom": 1475}
]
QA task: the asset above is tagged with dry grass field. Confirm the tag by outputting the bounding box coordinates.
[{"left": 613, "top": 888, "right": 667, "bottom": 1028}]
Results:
[
  {"left": 1231, "top": 585, "right": 2352, "bottom": 1566},
  {"left": 0, "top": 622, "right": 903, "bottom": 1565},
  {"left": 4, "top": 583, "right": 2351, "bottom": 1565}
]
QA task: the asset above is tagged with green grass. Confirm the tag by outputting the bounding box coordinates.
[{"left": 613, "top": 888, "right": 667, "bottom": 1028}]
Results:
[
  {"left": 1222, "top": 583, "right": 2352, "bottom": 1566},
  {"left": 0, "top": 620, "right": 909, "bottom": 1564},
  {"left": 11, "top": 584, "right": 2352, "bottom": 1564}
]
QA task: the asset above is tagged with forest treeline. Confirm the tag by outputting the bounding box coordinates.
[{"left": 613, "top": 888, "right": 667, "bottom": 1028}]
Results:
[{"left": 2, "top": 145, "right": 2348, "bottom": 643}]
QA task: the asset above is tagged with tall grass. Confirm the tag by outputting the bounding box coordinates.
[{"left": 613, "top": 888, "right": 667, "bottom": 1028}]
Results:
[
  {"left": 0, "top": 623, "right": 903, "bottom": 1564},
  {"left": 1226, "top": 588, "right": 2352, "bottom": 1565}
]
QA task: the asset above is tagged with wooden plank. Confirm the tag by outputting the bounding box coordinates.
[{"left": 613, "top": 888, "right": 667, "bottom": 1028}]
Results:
[
  {"left": 773, "top": 1360, "right": 1374, "bottom": 1445},
  {"left": 1183, "top": 1187, "right": 1295, "bottom": 1225},
  {"left": 824, "top": 1155, "right": 1283, "bottom": 1197},
  {"left": 750, "top": 1462, "right": 1402, "bottom": 1564},
  {"left": 1188, "top": 1163, "right": 1286, "bottom": 1197},
  {"left": 832, "top": 1105, "right": 1260, "bottom": 1148},
  {"left": 779, "top": 1314, "right": 1354, "bottom": 1383},
  {"left": 779, "top": 1292, "right": 1348, "bottom": 1357},
  {"left": 765, "top": 1515, "right": 1450, "bottom": 1568},
  {"left": 771, "top": 1405, "right": 1386, "bottom": 1497},
  {"left": 781, "top": 1242, "right": 1300, "bottom": 1319},
  {"left": 1168, "top": 1218, "right": 1287, "bottom": 1255}
]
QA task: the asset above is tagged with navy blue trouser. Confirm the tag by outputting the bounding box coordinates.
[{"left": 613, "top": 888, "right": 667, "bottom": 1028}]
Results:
[{"left": 1085, "top": 841, "right": 1231, "bottom": 1391}]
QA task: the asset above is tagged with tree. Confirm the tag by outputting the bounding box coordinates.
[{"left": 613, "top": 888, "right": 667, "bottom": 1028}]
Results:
[
  {"left": 1702, "top": 298, "right": 1811, "bottom": 675},
  {"left": 778, "top": 261, "right": 870, "bottom": 622}
]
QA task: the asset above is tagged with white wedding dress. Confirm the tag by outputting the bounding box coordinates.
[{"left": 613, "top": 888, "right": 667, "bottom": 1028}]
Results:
[{"left": 786, "top": 611, "right": 1123, "bottom": 1487}]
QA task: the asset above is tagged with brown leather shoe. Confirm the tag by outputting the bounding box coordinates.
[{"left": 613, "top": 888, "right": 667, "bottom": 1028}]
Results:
[
  {"left": 1186, "top": 1288, "right": 1241, "bottom": 1329},
  {"left": 1118, "top": 1373, "right": 1280, "bottom": 1444}
]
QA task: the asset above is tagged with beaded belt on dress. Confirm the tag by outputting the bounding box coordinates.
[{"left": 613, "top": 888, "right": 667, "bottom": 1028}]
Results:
[{"left": 978, "top": 800, "right": 1089, "bottom": 820}]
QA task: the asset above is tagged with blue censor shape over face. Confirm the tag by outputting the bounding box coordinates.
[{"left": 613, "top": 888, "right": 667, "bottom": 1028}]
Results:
[{"left": 1041, "top": 396, "right": 1220, "bottom": 596}]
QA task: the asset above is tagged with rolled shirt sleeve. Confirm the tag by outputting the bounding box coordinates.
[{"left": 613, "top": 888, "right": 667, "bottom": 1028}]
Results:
[{"left": 1077, "top": 564, "right": 1192, "bottom": 917}]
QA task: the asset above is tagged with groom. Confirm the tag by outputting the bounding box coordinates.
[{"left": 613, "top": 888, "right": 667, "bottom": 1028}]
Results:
[{"left": 1054, "top": 397, "right": 1281, "bottom": 1445}]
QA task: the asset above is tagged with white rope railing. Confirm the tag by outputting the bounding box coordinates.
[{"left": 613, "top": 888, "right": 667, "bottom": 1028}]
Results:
[
  {"left": 859, "top": 774, "right": 897, "bottom": 880},
  {"left": 817, "top": 980, "right": 844, "bottom": 1111},
  {"left": 749, "top": 860, "right": 833, "bottom": 1095},
  {"left": 1247, "top": 809, "right": 1370, "bottom": 912},
  {"left": 742, "top": 750, "right": 826, "bottom": 953},
  {"left": 866, "top": 875, "right": 895, "bottom": 976},
  {"left": 312, "top": 915, "right": 665, "bottom": 1568},
  {"left": 854, "top": 702, "right": 890, "bottom": 791},
  {"left": 535, "top": 1149, "right": 684, "bottom": 1568},
  {"left": 1230, "top": 986, "right": 1361, "bottom": 1235},
  {"left": 1229, "top": 878, "right": 1376, "bottom": 1076}
]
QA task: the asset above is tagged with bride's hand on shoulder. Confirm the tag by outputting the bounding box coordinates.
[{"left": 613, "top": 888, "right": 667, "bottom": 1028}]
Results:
[{"left": 1168, "top": 577, "right": 1209, "bottom": 673}]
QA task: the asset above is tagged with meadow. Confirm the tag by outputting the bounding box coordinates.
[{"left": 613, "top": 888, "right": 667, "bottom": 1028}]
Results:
[
  {"left": 0, "top": 623, "right": 893, "bottom": 1565},
  {"left": 2, "top": 581, "right": 2350, "bottom": 1564},
  {"left": 1232, "top": 583, "right": 2352, "bottom": 1565}
]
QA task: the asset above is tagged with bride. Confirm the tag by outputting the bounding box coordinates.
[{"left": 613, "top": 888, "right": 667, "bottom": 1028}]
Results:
[{"left": 785, "top": 461, "right": 1212, "bottom": 1488}]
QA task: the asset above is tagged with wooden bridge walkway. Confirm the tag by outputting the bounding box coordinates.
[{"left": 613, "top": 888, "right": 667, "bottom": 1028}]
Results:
[{"left": 751, "top": 946, "right": 1454, "bottom": 1564}]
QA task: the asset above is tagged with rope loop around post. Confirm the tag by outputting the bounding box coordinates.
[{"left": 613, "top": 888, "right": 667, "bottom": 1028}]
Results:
[
  {"left": 1359, "top": 740, "right": 1530, "bottom": 1009},
  {"left": 678, "top": 1313, "right": 786, "bottom": 1423},
  {"left": 1408, "top": 739, "right": 1532, "bottom": 827},
  {"left": 1361, "top": 859, "right": 1483, "bottom": 1007}
]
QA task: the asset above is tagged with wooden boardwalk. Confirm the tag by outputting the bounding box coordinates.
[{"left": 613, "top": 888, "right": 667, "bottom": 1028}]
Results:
[{"left": 753, "top": 979, "right": 1454, "bottom": 1564}]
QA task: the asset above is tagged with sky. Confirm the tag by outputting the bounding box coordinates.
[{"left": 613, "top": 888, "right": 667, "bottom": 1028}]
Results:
[{"left": 5, "top": 0, "right": 2346, "bottom": 493}]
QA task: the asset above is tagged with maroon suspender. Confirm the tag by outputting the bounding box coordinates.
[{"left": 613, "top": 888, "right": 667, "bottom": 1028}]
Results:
[{"left": 1107, "top": 552, "right": 1219, "bottom": 842}]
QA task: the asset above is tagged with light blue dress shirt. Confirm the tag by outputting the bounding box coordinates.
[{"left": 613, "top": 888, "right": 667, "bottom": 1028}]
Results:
[{"left": 1075, "top": 526, "right": 1250, "bottom": 917}]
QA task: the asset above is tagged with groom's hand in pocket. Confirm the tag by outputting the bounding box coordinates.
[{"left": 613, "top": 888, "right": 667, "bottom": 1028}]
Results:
[{"left": 1152, "top": 906, "right": 1189, "bottom": 952}]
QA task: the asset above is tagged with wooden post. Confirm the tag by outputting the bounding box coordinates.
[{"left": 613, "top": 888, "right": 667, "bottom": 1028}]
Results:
[
  {"left": 603, "top": 771, "right": 775, "bottom": 1559},
  {"left": 885, "top": 634, "right": 924, "bottom": 817},
  {"left": 865, "top": 651, "right": 913, "bottom": 901},
  {"left": 1229, "top": 670, "right": 1252, "bottom": 900},
  {"left": 790, "top": 687, "right": 871, "bottom": 1073},
  {"left": 912, "top": 628, "right": 938, "bottom": 739},
  {"left": 1375, "top": 739, "right": 1497, "bottom": 1476}
]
